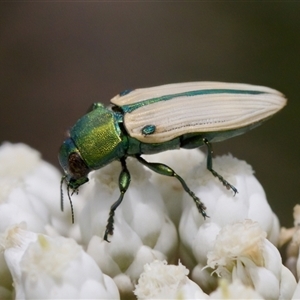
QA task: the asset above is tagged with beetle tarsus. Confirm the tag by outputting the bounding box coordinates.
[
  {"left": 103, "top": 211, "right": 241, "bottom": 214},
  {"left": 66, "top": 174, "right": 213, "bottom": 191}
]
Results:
[
  {"left": 104, "top": 212, "right": 114, "bottom": 242},
  {"left": 185, "top": 188, "right": 208, "bottom": 218},
  {"left": 104, "top": 199, "right": 120, "bottom": 242},
  {"left": 210, "top": 169, "right": 238, "bottom": 195},
  {"left": 203, "top": 138, "right": 238, "bottom": 195},
  {"left": 104, "top": 191, "right": 126, "bottom": 242}
]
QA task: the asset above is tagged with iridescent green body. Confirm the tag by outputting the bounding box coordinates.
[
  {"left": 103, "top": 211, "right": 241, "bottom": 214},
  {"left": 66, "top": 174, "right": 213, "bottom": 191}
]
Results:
[{"left": 59, "top": 82, "right": 286, "bottom": 241}]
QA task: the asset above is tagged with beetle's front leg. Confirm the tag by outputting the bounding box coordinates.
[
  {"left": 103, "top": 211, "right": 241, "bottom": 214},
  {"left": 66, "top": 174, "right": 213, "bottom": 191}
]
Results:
[
  {"left": 203, "top": 138, "right": 238, "bottom": 195},
  {"left": 104, "top": 157, "right": 131, "bottom": 242},
  {"left": 135, "top": 155, "right": 208, "bottom": 219}
]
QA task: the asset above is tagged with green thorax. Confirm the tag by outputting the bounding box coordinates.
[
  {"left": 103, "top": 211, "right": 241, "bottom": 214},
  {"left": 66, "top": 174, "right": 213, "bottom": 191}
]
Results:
[{"left": 70, "top": 104, "right": 126, "bottom": 170}]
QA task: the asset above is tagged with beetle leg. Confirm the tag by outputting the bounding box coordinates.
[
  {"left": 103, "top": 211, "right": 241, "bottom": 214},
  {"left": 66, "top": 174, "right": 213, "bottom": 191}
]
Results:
[
  {"left": 104, "top": 157, "right": 131, "bottom": 242},
  {"left": 203, "top": 138, "right": 238, "bottom": 195},
  {"left": 135, "top": 155, "right": 208, "bottom": 219}
]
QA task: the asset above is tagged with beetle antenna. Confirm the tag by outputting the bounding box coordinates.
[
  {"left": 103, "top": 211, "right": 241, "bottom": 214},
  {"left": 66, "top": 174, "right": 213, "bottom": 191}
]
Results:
[
  {"left": 60, "top": 175, "right": 75, "bottom": 224},
  {"left": 66, "top": 184, "right": 75, "bottom": 224},
  {"left": 60, "top": 176, "right": 66, "bottom": 212}
]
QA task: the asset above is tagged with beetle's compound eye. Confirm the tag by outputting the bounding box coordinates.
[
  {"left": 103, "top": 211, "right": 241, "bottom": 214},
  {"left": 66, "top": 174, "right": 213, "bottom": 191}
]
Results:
[{"left": 68, "top": 152, "right": 90, "bottom": 180}]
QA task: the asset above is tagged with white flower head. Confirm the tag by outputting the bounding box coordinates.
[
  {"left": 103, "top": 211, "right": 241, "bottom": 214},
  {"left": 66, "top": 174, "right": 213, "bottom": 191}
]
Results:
[
  {"left": 0, "top": 142, "right": 296, "bottom": 299},
  {"left": 134, "top": 260, "right": 208, "bottom": 299},
  {"left": 207, "top": 220, "right": 266, "bottom": 277},
  {"left": 3, "top": 225, "right": 120, "bottom": 299},
  {"left": 206, "top": 220, "right": 296, "bottom": 299},
  {"left": 20, "top": 234, "right": 81, "bottom": 281},
  {"left": 178, "top": 154, "right": 280, "bottom": 292}
]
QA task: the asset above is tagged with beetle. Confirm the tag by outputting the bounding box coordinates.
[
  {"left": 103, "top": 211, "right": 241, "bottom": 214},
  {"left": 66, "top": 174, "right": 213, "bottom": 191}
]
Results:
[{"left": 59, "top": 82, "right": 286, "bottom": 241}]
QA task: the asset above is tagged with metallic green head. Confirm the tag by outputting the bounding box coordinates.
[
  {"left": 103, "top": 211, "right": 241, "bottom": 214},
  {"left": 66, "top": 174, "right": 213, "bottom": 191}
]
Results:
[{"left": 59, "top": 104, "right": 125, "bottom": 192}]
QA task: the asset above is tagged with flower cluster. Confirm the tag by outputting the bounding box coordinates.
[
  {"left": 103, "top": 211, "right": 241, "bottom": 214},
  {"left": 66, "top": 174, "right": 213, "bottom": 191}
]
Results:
[{"left": 0, "top": 142, "right": 298, "bottom": 299}]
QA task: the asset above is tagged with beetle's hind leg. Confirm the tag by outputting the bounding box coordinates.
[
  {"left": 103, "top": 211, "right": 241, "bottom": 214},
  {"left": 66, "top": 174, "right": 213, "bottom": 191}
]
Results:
[
  {"left": 135, "top": 155, "right": 208, "bottom": 219},
  {"left": 203, "top": 138, "right": 238, "bottom": 195},
  {"left": 104, "top": 157, "right": 131, "bottom": 242}
]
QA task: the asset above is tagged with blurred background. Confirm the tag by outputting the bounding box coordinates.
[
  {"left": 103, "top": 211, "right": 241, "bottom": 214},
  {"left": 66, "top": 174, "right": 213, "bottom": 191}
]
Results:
[{"left": 1, "top": 3, "right": 299, "bottom": 226}]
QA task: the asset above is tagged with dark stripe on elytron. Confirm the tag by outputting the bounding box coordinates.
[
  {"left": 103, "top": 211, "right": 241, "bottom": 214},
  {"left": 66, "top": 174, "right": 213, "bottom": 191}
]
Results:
[
  {"left": 121, "top": 89, "right": 265, "bottom": 113},
  {"left": 119, "top": 89, "right": 133, "bottom": 96}
]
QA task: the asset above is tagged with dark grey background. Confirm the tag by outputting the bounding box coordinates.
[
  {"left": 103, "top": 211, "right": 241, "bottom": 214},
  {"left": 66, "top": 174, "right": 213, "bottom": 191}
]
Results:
[{"left": 1, "top": 3, "right": 299, "bottom": 226}]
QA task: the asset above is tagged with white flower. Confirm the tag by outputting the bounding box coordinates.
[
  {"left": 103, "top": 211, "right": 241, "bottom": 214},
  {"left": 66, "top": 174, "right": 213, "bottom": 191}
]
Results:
[
  {"left": 1, "top": 224, "right": 120, "bottom": 299},
  {"left": 134, "top": 260, "right": 208, "bottom": 299},
  {"left": 79, "top": 158, "right": 178, "bottom": 297},
  {"left": 0, "top": 142, "right": 77, "bottom": 238},
  {"left": 178, "top": 153, "right": 280, "bottom": 292},
  {"left": 207, "top": 220, "right": 266, "bottom": 276},
  {"left": 0, "top": 142, "right": 294, "bottom": 299},
  {"left": 206, "top": 220, "right": 296, "bottom": 300}
]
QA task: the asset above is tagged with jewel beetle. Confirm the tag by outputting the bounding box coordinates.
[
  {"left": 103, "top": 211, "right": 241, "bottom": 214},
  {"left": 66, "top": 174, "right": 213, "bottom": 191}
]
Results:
[{"left": 59, "top": 82, "right": 287, "bottom": 241}]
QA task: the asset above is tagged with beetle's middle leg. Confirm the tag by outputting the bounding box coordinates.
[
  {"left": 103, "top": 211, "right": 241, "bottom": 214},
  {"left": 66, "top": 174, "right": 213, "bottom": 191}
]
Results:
[
  {"left": 203, "top": 138, "right": 238, "bottom": 195},
  {"left": 104, "top": 157, "right": 131, "bottom": 242},
  {"left": 135, "top": 154, "right": 208, "bottom": 218}
]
